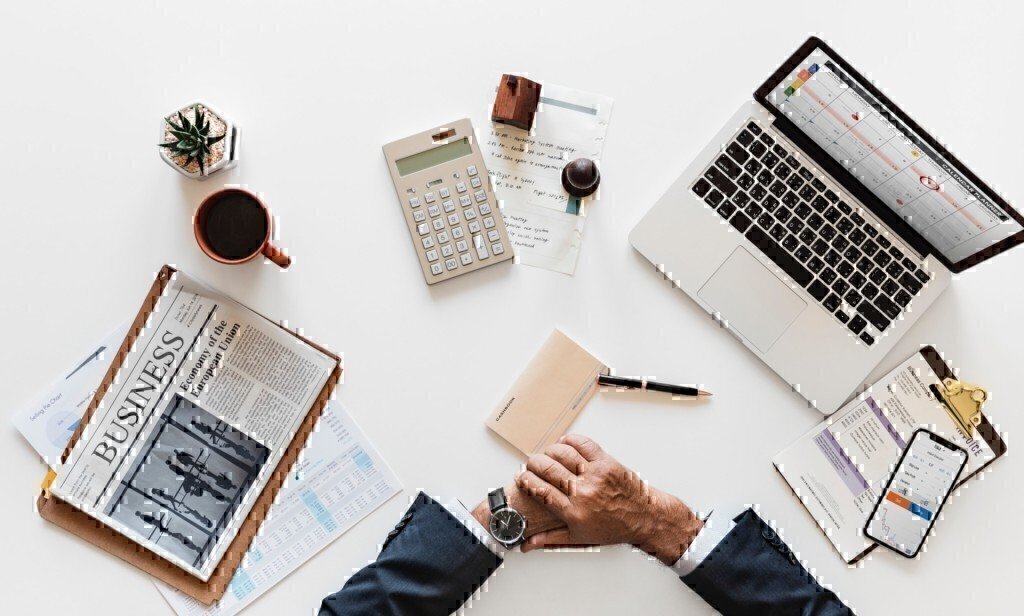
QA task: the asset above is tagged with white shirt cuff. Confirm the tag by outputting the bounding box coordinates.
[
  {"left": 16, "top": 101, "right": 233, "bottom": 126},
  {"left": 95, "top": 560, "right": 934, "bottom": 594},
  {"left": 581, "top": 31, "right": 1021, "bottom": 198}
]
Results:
[
  {"left": 671, "top": 508, "right": 739, "bottom": 577},
  {"left": 443, "top": 500, "right": 501, "bottom": 556}
]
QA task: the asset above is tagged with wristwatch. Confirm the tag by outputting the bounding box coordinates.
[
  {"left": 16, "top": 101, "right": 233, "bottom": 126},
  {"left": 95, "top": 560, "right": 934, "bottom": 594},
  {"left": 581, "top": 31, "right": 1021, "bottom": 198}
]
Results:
[{"left": 487, "top": 487, "right": 526, "bottom": 547}]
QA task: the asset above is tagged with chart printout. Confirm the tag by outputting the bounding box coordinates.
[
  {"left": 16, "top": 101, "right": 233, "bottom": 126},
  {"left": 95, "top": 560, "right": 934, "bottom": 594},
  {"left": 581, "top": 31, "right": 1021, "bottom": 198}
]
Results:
[
  {"left": 156, "top": 402, "right": 402, "bottom": 616},
  {"left": 770, "top": 49, "right": 1021, "bottom": 263}
]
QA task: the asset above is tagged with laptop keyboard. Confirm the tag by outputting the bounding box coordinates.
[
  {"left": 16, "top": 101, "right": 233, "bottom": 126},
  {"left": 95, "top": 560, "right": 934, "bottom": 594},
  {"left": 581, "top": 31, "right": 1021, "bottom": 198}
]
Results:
[{"left": 690, "top": 121, "right": 933, "bottom": 347}]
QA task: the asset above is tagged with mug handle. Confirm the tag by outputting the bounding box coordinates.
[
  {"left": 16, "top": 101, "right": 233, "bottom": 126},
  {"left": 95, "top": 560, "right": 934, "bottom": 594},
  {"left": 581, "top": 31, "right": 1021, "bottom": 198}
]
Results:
[{"left": 262, "top": 242, "right": 292, "bottom": 269}]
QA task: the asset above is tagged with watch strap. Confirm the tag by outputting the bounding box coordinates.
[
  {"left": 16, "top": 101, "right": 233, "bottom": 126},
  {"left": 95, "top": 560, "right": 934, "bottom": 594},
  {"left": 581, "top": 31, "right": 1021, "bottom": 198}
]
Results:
[{"left": 487, "top": 487, "right": 507, "bottom": 513}]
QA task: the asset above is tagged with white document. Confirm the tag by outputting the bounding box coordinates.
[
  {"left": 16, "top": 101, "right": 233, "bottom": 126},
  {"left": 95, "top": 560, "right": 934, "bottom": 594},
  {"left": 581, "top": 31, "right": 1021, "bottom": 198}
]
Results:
[
  {"left": 774, "top": 351, "right": 998, "bottom": 563},
  {"left": 12, "top": 322, "right": 130, "bottom": 467},
  {"left": 483, "top": 82, "right": 613, "bottom": 275},
  {"left": 156, "top": 401, "right": 402, "bottom": 616}
]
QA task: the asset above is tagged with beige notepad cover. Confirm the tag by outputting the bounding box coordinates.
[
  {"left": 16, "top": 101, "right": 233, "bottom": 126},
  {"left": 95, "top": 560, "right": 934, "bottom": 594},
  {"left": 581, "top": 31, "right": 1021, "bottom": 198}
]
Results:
[{"left": 486, "top": 329, "right": 608, "bottom": 455}]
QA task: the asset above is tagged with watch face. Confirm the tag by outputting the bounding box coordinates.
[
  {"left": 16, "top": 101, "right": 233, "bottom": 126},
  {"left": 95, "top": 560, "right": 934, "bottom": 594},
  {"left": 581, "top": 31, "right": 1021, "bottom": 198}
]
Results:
[{"left": 489, "top": 508, "right": 525, "bottom": 544}]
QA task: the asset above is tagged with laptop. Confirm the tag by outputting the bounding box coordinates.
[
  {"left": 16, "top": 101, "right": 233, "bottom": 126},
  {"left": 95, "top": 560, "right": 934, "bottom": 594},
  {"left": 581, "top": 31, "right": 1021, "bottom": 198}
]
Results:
[{"left": 630, "top": 37, "right": 1024, "bottom": 413}]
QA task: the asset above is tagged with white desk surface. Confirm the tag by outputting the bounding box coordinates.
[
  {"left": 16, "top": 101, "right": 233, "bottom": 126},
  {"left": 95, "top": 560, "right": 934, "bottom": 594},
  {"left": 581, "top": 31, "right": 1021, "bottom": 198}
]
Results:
[{"left": 3, "top": 1, "right": 1022, "bottom": 614}]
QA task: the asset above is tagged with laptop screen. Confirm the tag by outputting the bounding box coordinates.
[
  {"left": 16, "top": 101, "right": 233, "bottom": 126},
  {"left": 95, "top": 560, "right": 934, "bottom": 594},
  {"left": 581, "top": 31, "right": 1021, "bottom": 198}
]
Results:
[{"left": 761, "top": 43, "right": 1022, "bottom": 268}]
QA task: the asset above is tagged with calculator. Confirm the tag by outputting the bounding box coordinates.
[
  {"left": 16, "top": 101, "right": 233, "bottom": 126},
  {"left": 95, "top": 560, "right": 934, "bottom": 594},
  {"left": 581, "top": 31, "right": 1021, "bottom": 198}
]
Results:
[{"left": 383, "top": 118, "right": 514, "bottom": 284}]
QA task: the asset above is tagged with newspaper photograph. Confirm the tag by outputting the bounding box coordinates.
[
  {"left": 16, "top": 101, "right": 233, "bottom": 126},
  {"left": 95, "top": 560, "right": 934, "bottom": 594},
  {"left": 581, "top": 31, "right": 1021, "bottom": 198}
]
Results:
[{"left": 49, "top": 271, "right": 337, "bottom": 581}]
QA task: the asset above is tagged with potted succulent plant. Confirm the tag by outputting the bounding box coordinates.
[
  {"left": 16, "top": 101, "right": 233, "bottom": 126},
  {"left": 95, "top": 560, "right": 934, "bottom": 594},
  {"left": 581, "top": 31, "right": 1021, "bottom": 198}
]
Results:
[{"left": 158, "top": 101, "right": 238, "bottom": 179}]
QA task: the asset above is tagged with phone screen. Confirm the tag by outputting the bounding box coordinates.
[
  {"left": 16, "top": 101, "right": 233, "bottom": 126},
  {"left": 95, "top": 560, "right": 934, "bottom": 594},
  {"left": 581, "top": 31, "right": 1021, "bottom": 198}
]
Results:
[{"left": 864, "top": 429, "right": 968, "bottom": 557}]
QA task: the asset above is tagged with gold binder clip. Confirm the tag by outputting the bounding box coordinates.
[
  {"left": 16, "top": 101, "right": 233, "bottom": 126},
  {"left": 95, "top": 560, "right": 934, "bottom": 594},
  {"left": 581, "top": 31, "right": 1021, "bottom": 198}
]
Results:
[{"left": 933, "top": 377, "right": 987, "bottom": 437}]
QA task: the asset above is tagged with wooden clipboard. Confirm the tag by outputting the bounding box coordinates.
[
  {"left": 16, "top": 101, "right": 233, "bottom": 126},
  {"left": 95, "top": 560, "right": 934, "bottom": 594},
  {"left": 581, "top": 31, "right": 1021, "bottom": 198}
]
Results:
[{"left": 36, "top": 265, "right": 342, "bottom": 605}]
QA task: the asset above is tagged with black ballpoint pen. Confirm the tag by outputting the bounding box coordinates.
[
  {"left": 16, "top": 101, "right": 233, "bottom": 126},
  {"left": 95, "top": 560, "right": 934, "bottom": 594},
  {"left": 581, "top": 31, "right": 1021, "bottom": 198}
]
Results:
[{"left": 597, "top": 374, "right": 712, "bottom": 398}]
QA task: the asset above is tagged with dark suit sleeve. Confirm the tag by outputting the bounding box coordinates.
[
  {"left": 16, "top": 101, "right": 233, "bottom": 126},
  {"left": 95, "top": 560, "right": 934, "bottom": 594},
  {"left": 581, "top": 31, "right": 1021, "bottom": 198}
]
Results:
[
  {"left": 681, "top": 509, "right": 853, "bottom": 615},
  {"left": 319, "top": 492, "right": 502, "bottom": 616}
]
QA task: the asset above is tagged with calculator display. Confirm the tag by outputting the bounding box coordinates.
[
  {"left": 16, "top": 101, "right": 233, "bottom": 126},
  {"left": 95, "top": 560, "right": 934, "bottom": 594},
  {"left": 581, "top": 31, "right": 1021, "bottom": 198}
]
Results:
[{"left": 395, "top": 138, "right": 473, "bottom": 176}]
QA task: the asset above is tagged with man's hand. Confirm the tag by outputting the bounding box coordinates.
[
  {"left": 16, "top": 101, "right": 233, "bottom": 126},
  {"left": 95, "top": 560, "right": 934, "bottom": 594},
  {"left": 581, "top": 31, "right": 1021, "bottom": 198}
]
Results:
[
  {"left": 471, "top": 482, "right": 566, "bottom": 541},
  {"left": 515, "top": 434, "right": 703, "bottom": 565}
]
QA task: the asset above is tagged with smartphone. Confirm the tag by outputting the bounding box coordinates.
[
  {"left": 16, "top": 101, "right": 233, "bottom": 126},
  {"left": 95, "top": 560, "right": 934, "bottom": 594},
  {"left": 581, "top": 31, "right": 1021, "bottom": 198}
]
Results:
[{"left": 863, "top": 428, "right": 968, "bottom": 558}]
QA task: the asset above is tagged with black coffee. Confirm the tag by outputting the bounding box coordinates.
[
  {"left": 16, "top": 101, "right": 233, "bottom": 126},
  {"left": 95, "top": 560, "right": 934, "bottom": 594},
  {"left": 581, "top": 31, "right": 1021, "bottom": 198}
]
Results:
[{"left": 200, "top": 191, "right": 268, "bottom": 260}]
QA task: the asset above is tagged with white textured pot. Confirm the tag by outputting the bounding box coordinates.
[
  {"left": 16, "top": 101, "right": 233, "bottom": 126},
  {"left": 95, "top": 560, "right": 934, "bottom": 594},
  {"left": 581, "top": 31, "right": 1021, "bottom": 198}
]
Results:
[{"left": 158, "top": 100, "right": 240, "bottom": 180}]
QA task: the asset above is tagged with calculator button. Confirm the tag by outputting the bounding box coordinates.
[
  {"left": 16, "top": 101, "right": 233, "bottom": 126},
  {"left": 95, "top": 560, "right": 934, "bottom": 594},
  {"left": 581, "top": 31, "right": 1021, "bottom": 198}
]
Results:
[
  {"left": 439, "top": 187, "right": 451, "bottom": 199},
  {"left": 425, "top": 249, "right": 439, "bottom": 262},
  {"left": 437, "top": 230, "right": 450, "bottom": 244},
  {"left": 467, "top": 165, "right": 478, "bottom": 176},
  {"left": 460, "top": 252, "right": 474, "bottom": 266},
  {"left": 474, "top": 189, "right": 487, "bottom": 203},
  {"left": 430, "top": 263, "right": 443, "bottom": 276},
  {"left": 451, "top": 227, "right": 464, "bottom": 239},
  {"left": 483, "top": 216, "right": 495, "bottom": 229},
  {"left": 492, "top": 242, "right": 505, "bottom": 255},
  {"left": 456, "top": 239, "right": 469, "bottom": 252},
  {"left": 417, "top": 223, "right": 429, "bottom": 236},
  {"left": 464, "top": 208, "right": 478, "bottom": 220},
  {"left": 409, "top": 197, "right": 422, "bottom": 208},
  {"left": 421, "top": 236, "right": 435, "bottom": 249},
  {"left": 470, "top": 176, "right": 483, "bottom": 189},
  {"left": 456, "top": 182, "right": 468, "bottom": 193},
  {"left": 413, "top": 211, "right": 426, "bottom": 223},
  {"left": 473, "top": 235, "right": 489, "bottom": 260},
  {"left": 432, "top": 219, "right": 445, "bottom": 231},
  {"left": 447, "top": 213, "right": 460, "bottom": 225},
  {"left": 445, "top": 258, "right": 459, "bottom": 271},
  {"left": 459, "top": 195, "right": 473, "bottom": 207},
  {"left": 424, "top": 192, "right": 436, "bottom": 203},
  {"left": 487, "top": 229, "right": 500, "bottom": 242},
  {"left": 468, "top": 221, "right": 482, "bottom": 233},
  {"left": 428, "top": 205, "right": 441, "bottom": 217},
  {"left": 479, "top": 203, "right": 492, "bottom": 215},
  {"left": 441, "top": 244, "right": 454, "bottom": 257},
  {"left": 443, "top": 199, "right": 456, "bottom": 213}
]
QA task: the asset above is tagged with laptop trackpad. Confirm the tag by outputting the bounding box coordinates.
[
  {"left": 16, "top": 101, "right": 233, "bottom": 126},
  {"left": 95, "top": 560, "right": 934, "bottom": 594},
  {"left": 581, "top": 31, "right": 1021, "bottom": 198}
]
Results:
[{"left": 698, "top": 247, "right": 806, "bottom": 352}]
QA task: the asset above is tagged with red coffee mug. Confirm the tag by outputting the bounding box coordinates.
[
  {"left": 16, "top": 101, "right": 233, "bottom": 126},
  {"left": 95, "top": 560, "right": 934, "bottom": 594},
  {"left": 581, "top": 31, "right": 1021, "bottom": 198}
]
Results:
[{"left": 193, "top": 188, "right": 291, "bottom": 268}]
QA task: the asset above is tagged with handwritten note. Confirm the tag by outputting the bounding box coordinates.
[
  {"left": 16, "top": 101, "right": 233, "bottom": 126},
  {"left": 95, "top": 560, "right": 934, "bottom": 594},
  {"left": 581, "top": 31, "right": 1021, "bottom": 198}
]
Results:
[{"left": 483, "top": 82, "right": 613, "bottom": 275}]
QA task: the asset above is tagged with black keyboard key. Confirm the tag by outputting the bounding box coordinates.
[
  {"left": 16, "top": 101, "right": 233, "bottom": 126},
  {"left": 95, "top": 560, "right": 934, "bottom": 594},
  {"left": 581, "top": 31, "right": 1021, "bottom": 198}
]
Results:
[
  {"left": 775, "top": 207, "right": 793, "bottom": 224},
  {"left": 706, "top": 189, "right": 724, "bottom": 207},
  {"left": 736, "top": 130, "right": 755, "bottom": 146},
  {"left": 881, "top": 279, "right": 900, "bottom": 296},
  {"left": 833, "top": 279, "right": 850, "bottom": 296},
  {"left": 889, "top": 245, "right": 903, "bottom": 259},
  {"left": 808, "top": 279, "right": 829, "bottom": 301},
  {"left": 860, "top": 332, "right": 875, "bottom": 346},
  {"left": 782, "top": 233, "right": 799, "bottom": 251},
  {"left": 743, "top": 159, "right": 761, "bottom": 176},
  {"left": 716, "top": 155, "right": 743, "bottom": 179},
  {"left": 782, "top": 191, "right": 800, "bottom": 207},
  {"left": 807, "top": 214, "right": 824, "bottom": 230},
  {"left": 824, "top": 249, "right": 841, "bottom": 266},
  {"left": 769, "top": 223, "right": 787, "bottom": 241},
  {"left": 786, "top": 218, "right": 805, "bottom": 235},
  {"left": 757, "top": 169, "right": 774, "bottom": 186},
  {"left": 837, "top": 201, "right": 852, "bottom": 215},
  {"left": 736, "top": 174, "right": 754, "bottom": 191},
  {"left": 914, "top": 269, "right": 930, "bottom": 284},
  {"left": 877, "top": 235, "right": 892, "bottom": 249},
  {"left": 750, "top": 184, "right": 768, "bottom": 201},
  {"left": 762, "top": 152, "right": 780, "bottom": 169},
  {"left": 863, "top": 225, "right": 878, "bottom": 238},
  {"left": 836, "top": 310, "right": 850, "bottom": 323},
  {"left": 748, "top": 141, "right": 767, "bottom": 158},
  {"left": 858, "top": 301, "right": 890, "bottom": 331},
  {"left": 824, "top": 207, "right": 841, "bottom": 223},
  {"left": 746, "top": 122, "right": 762, "bottom": 135},
  {"left": 769, "top": 180, "right": 787, "bottom": 197},
  {"left": 843, "top": 246, "right": 862, "bottom": 262},
  {"left": 773, "top": 144, "right": 788, "bottom": 158},
  {"left": 820, "top": 267, "right": 837, "bottom": 284},
  {"left": 705, "top": 167, "right": 738, "bottom": 197},
  {"left": 874, "top": 294, "right": 901, "bottom": 320},
  {"left": 795, "top": 203, "right": 812, "bottom": 219},
  {"left": 869, "top": 267, "right": 887, "bottom": 285},
  {"left": 798, "top": 167, "right": 814, "bottom": 181},
  {"left": 862, "top": 283, "right": 879, "bottom": 300},
  {"left": 795, "top": 245, "right": 812, "bottom": 263},
  {"left": 744, "top": 226, "right": 813, "bottom": 287},
  {"left": 832, "top": 236, "right": 850, "bottom": 252},
  {"left": 824, "top": 294, "right": 841, "bottom": 311},
  {"left": 811, "top": 178, "right": 827, "bottom": 193},
  {"left": 845, "top": 290, "right": 862, "bottom": 307},
  {"left": 744, "top": 202, "right": 763, "bottom": 219},
  {"left": 786, "top": 175, "right": 805, "bottom": 192},
  {"left": 848, "top": 315, "right": 867, "bottom": 334},
  {"left": 851, "top": 212, "right": 865, "bottom": 226},
  {"left": 900, "top": 272, "right": 923, "bottom": 295},
  {"left": 730, "top": 211, "right": 752, "bottom": 233},
  {"left": 820, "top": 224, "right": 837, "bottom": 241},
  {"left": 717, "top": 199, "right": 737, "bottom": 218},
  {"left": 733, "top": 191, "right": 751, "bottom": 208},
  {"left": 799, "top": 228, "right": 816, "bottom": 244},
  {"left": 862, "top": 239, "right": 879, "bottom": 257},
  {"left": 812, "top": 239, "right": 829, "bottom": 256},
  {"left": 894, "top": 289, "right": 913, "bottom": 307},
  {"left": 824, "top": 189, "right": 839, "bottom": 203},
  {"left": 799, "top": 184, "right": 817, "bottom": 202},
  {"left": 774, "top": 163, "right": 792, "bottom": 180},
  {"left": 836, "top": 218, "right": 854, "bottom": 234},
  {"left": 807, "top": 256, "right": 825, "bottom": 273},
  {"left": 759, "top": 132, "right": 775, "bottom": 147},
  {"left": 727, "top": 142, "right": 749, "bottom": 164},
  {"left": 872, "top": 250, "right": 891, "bottom": 269},
  {"left": 763, "top": 195, "right": 780, "bottom": 212},
  {"left": 811, "top": 196, "right": 829, "bottom": 212},
  {"left": 757, "top": 213, "right": 774, "bottom": 230},
  {"left": 837, "top": 260, "right": 854, "bottom": 277},
  {"left": 849, "top": 272, "right": 867, "bottom": 289},
  {"left": 786, "top": 155, "right": 800, "bottom": 169},
  {"left": 849, "top": 229, "right": 867, "bottom": 245},
  {"left": 693, "top": 179, "right": 711, "bottom": 197},
  {"left": 885, "top": 261, "right": 904, "bottom": 279},
  {"left": 857, "top": 256, "right": 874, "bottom": 273}
]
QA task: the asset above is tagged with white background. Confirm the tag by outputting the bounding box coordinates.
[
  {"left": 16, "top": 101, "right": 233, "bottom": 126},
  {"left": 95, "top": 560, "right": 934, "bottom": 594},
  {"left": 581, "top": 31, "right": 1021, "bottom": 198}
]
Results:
[{"left": 3, "top": 1, "right": 1022, "bottom": 614}]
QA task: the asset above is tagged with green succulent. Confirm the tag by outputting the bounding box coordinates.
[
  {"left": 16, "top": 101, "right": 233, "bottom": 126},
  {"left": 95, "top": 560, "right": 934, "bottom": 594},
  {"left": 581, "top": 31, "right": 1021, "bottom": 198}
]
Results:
[{"left": 158, "top": 104, "right": 225, "bottom": 175}]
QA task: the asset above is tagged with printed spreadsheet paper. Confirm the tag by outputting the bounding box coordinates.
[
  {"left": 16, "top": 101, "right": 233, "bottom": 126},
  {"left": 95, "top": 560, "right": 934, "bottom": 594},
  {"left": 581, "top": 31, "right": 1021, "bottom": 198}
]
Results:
[{"left": 155, "top": 401, "right": 402, "bottom": 616}]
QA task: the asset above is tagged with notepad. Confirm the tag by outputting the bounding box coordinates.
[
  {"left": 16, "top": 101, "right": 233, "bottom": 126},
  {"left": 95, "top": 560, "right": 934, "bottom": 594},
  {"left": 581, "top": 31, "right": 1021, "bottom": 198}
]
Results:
[{"left": 486, "top": 329, "right": 608, "bottom": 455}]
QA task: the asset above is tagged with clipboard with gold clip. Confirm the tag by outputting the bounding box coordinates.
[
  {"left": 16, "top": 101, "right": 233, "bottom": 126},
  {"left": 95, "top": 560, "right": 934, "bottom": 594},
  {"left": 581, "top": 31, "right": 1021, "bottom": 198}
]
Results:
[{"left": 930, "top": 377, "right": 987, "bottom": 437}]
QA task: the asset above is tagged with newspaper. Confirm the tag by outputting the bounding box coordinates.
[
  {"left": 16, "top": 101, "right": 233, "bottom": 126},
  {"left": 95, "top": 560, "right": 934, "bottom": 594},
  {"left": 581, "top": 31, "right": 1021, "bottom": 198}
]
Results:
[
  {"left": 49, "top": 271, "right": 337, "bottom": 581},
  {"left": 156, "top": 401, "right": 402, "bottom": 616}
]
